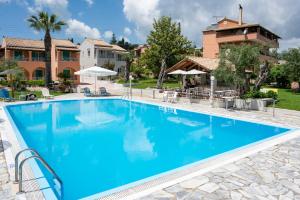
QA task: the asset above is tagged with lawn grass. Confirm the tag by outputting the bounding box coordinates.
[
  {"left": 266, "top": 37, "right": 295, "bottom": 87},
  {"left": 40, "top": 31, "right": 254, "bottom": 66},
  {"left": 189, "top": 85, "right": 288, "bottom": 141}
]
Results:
[
  {"left": 118, "top": 78, "right": 181, "bottom": 89},
  {"left": 9, "top": 90, "right": 64, "bottom": 99},
  {"left": 275, "top": 88, "right": 300, "bottom": 111}
]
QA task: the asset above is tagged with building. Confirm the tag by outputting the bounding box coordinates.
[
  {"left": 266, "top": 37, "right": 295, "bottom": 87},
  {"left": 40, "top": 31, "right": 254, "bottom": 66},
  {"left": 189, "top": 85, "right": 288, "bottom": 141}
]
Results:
[
  {"left": 0, "top": 37, "right": 80, "bottom": 83},
  {"left": 79, "top": 38, "right": 127, "bottom": 77},
  {"left": 202, "top": 6, "right": 280, "bottom": 60},
  {"left": 167, "top": 5, "right": 280, "bottom": 74},
  {"left": 133, "top": 44, "right": 150, "bottom": 58}
]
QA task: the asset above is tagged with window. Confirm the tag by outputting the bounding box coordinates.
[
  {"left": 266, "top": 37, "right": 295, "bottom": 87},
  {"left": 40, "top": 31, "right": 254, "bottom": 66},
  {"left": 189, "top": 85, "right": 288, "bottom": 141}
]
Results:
[
  {"left": 117, "top": 54, "right": 123, "bottom": 61},
  {"left": 14, "top": 51, "right": 23, "bottom": 61},
  {"left": 87, "top": 48, "right": 90, "bottom": 57},
  {"left": 32, "top": 51, "right": 45, "bottom": 61},
  {"left": 62, "top": 51, "right": 71, "bottom": 61},
  {"left": 94, "top": 49, "right": 97, "bottom": 58},
  {"left": 98, "top": 50, "right": 106, "bottom": 58},
  {"left": 63, "top": 68, "right": 71, "bottom": 78},
  {"left": 33, "top": 69, "right": 44, "bottom": 80},
  {"left": 107, "top": 51, "right": 114, "bottom": 59}
]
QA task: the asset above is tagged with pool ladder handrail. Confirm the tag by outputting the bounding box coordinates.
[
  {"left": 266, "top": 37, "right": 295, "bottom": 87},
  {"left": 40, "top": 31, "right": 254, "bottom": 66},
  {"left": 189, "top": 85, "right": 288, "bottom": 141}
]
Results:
[{"left": 14, "top": 148, "right": 63, "bottom": 199}]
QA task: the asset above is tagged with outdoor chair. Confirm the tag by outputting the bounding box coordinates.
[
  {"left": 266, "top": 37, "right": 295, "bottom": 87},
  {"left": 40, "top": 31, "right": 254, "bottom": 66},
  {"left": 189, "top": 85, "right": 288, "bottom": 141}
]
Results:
[
  {"left": 83, "top": 87, "right": 93, "bottom": 97},
  {"left": 169, "top": 92, "right": 179, "bottom": 103},
  {"left": 99, "top": 87, "right": 110, "bottom": 96},
  {"left": 0, "top": 88, "right": 15, "bottom": 102},
  {"left": 41, "top": 88, "right": 54, "bottom": 99}
]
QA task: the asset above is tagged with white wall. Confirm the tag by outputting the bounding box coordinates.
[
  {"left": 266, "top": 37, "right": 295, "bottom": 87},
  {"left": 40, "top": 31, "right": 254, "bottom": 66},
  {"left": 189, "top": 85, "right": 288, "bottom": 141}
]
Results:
[{"left": 80, "top": 39, "right": 127, "bottom": 83}]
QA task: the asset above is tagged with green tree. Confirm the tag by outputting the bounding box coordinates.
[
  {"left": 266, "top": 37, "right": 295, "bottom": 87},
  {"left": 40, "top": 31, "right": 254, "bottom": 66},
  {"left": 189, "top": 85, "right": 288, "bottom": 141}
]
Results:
[
  {"left": 267, "top": 64, "right": 289, "bottom": 88},
  {"left": 282, "top": 48, "right": 300, "bottom": 83},
  {"left": 110, "top": 33, "right": 117, "bottom": 44},
  {"left": 147, "top": 16, "right": 192, "bottom": 88},
  {"left": 214, "top": 44, "right": 261, "bottom": 95},
  {"left": 0, "top": 59, "right": 24, "bottom": 98},
  {"left": 123, "top": 51, "right": 134, "bottom": 82},
  {"left": 27, "top": 12, "right": 66, "bottom": 87}
]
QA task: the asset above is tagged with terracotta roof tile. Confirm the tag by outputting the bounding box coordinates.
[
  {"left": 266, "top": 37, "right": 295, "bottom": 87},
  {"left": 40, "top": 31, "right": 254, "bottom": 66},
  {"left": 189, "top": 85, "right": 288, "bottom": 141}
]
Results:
[
  {"left": 167, "top": 56, "right": 219, "bottom": 73},
  {"left": 85, "top": 38, "right": 112, "bottom": 47},
  {"left": 2, "top": 37, "right": 78, "bottom": 50}
]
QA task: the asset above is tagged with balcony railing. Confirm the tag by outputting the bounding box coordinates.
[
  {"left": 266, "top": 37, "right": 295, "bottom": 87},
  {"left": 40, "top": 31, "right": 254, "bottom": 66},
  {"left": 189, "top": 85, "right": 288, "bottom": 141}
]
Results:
[
  {"left": 32, "top": 57, "right": 46, "bottom": 61},
  {"left": 60, "top": 57, "right": 79, "bottom": 62}
]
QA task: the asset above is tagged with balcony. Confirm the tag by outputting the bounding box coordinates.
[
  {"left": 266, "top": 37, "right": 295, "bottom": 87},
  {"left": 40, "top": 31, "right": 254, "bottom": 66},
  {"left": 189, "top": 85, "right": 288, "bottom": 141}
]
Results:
[
  {"left": 60, "top": 57, "right": 79, "bottom": 62},
  {"left": 216, "top": 32, "right": 279, "bottom": 48}
]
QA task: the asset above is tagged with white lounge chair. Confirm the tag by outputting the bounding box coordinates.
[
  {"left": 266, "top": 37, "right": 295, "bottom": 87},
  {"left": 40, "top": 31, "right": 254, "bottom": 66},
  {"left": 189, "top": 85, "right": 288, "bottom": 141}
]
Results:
[
  {"left": 41, "top": 88, "right": 54, "bottom": 99},
  {"left": 168, "top": 92, "right": 178, "bottom": 103}
]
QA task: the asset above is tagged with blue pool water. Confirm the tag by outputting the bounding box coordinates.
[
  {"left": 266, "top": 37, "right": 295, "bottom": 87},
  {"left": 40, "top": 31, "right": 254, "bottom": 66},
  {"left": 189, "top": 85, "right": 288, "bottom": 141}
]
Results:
[{"left": 6, "top": 99, "right": 290, "bottom": 200}]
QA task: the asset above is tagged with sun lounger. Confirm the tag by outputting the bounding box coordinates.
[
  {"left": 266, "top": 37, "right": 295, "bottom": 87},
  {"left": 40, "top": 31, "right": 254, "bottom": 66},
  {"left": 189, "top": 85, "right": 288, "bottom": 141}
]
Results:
[
  {"left": 41, "top": 88, "right": 54, "bottom": 99},
  {"left": 0, "top": 88, "right": 15, "bottom": 102},
  {"left": 99, "top": 87, "right": 110, "bottom": 96},
  {"left": 83, "top": 87, "right": 93, "bottom": 97}
]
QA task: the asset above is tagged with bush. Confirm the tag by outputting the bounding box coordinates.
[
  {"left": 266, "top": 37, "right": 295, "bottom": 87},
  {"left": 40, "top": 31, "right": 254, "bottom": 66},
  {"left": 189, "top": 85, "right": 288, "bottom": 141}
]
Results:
[
  {"left": 27, "top": 80, "right": 45, "bottom": 87},
  {"left": 242, "top": 90, "right": 278, "bottom": 99}
]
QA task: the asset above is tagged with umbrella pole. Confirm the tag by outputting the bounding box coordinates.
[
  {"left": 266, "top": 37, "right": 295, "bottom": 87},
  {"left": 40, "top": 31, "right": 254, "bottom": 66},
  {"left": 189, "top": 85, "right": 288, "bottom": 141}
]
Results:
[{"left": 95, "top": 76, "right": 96, "bottom": 95}]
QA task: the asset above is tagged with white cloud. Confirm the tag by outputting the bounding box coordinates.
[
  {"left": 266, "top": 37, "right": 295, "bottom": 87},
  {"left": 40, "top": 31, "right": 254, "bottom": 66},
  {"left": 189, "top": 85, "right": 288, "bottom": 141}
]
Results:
[
  {"left": 29, "top": 0, "right": 70, "bottom": 17},
  {"left": 118, "top": 36, "right": 130, "bottom": 43},
  {"left": 123, "top": 0, "right": 160, "bottom": 41},
  {"left": 84, "top": 0, "right": 93, "bottom": 6},
  {"left": 66, "top": 19, "right": 100, "bottom": 39},
  {"left": 123, "top": 0, "right": 300, "bottom": 50},
  {"left": 104, "top": 30, "right": 113, "bottom": 40},
  {"left": 124, "top": 27, "right": 132, "bottom": 36}
]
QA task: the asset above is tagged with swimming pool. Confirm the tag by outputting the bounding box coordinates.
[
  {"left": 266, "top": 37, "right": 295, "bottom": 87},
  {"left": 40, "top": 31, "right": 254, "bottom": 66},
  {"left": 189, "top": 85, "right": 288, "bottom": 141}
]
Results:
[{"left": 6, "top": 99, "right": 290, "bottom": 200}]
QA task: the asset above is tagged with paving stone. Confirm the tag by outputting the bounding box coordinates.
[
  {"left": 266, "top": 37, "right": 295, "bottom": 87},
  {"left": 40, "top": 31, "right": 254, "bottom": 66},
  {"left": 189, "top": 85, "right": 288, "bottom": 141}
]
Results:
[
  {"left": 180, "top": 178, "right": 209, "bottom": 189},
  {"left": 230, "top": 191, "right": 242, "bottom": 200},
  {"left": 281, "top": 179, "right": 300, "bottom": 194},
  {"left": 198, "top": 183, "right": 219, "bottom": 193}
]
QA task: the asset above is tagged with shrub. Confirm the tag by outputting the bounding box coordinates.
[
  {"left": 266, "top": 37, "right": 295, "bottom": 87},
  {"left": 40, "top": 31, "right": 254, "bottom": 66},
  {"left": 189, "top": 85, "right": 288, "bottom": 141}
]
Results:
[
  {"left": 242, "top": 90, "right": 278, "bottom": 99},
  {"left": 27, "top": 80, "right": 45, "bottom": 87}
]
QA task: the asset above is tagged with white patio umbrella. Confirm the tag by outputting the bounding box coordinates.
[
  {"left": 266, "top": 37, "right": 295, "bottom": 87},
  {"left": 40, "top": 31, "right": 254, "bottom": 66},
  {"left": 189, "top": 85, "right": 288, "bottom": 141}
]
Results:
[
  {"left": 186, "top": 69, "right": 207, "bottom": 75},
  {"left": 168, "top": 69, "right": 187, "bottom": 75},
  {"left": 75, "top": 66, "right": 117, "bottom": 93}
]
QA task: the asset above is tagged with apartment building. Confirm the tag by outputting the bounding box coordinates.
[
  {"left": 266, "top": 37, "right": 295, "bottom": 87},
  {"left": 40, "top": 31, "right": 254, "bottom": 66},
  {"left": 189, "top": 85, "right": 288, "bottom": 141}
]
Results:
[
  {"left": 202, "top": 6, "right": 280, "bottom": 60},
  {"left": 79, "top": 38, "right": 127, "bottom": 76},
  {"left": 167, "top": 5, "right": 280, "bottom": 74},
  {"left": 0, "top": 37, "right": 80, "bottom": 83}
]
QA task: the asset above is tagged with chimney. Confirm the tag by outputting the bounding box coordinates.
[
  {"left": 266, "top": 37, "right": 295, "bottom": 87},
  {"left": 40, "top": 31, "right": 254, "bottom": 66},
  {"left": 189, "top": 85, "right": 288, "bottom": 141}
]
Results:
[{"left": 239, "top": 4, "right": 243, "bottom": 25}]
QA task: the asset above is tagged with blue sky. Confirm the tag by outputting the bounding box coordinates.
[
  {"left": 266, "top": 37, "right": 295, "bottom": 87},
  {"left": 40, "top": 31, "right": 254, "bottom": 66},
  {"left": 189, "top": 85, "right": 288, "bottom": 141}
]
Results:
[
  {"left": 0, "top": 0, "right": 135, "bottom": 44},
  {"left": 1, "top": 0, "right": 300, "bottom": 51}
]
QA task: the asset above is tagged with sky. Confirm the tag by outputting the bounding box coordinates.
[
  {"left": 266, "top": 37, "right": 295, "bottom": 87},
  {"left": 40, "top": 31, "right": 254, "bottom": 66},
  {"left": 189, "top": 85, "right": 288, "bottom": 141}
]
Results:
[{"left": 0, "top": 0, "right": 300, "bottom": 51}]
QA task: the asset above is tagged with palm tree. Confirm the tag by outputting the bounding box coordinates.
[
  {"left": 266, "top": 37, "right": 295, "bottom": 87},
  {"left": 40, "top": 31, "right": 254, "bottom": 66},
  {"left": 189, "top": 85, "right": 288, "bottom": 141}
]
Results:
[{"left": 27, "top": 12, "right": 66, "bottom": 87}]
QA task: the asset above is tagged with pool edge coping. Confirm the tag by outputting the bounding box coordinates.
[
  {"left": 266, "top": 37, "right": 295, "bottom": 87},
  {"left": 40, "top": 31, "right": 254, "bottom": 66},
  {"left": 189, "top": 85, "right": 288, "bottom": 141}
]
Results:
[{"left": 1, "top": 97, "right": 300, "bottom": 200}]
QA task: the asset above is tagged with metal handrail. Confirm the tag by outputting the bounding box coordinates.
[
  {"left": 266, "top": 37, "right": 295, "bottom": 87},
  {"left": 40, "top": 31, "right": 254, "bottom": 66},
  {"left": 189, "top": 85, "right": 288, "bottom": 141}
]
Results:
[
  {"left": 15, "top": 149, "right": 63, "bottom": 199},
  {"left": 18, "top": 155, "right": 64, "bottom": 199},
  {"left": 14, "top": 148, "right": 41, "bottom": 183}
]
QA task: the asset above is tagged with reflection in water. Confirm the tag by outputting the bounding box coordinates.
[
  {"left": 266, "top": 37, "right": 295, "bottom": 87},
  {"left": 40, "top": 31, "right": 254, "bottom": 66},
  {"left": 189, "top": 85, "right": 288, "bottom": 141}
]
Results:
[
  {"left": 167, "top": 116, "right": 205, "bottom": 127},
  {"left": 123, "top": 103, "right": 157, "bottom": 161}
]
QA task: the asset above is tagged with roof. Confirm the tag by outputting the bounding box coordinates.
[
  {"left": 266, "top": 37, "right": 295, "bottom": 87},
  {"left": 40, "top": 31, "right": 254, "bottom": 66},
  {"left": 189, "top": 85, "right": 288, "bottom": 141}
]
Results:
[
  {"left": 111, "top": 45, "right": 127, "bottom": 52},
  {"left": 204, "top": 18, "right": 281, "bottom": 39},
  {"left": 85, "top": 38, "right": 112, "bottom": 47},
  {"left": 2, "top": 37, "right": 79, "bottom": 50},
  {"left": 166, "top": 56, "right": 219, "bottom": 73}
]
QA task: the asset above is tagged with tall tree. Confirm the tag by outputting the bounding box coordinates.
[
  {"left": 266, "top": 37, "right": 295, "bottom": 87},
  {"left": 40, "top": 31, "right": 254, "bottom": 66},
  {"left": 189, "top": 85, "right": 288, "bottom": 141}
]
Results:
[
  {"left": 147, "top": 16, "right": 192, "bottom": 88},
  {"left": 214, "top": 44, "right": 261, "bottom": 96},
  {"left": 110, "top": 33, "right": 117, "bottom": 44},
  {"left": 27, "top": 12, "right": 66, "bottom": 87}
]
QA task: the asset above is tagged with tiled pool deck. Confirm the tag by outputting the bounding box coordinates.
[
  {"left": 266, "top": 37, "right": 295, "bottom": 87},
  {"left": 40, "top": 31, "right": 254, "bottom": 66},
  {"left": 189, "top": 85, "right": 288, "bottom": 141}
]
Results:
[{"left": 1, "top": 92, "right": 300, "bottom": 200}]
